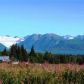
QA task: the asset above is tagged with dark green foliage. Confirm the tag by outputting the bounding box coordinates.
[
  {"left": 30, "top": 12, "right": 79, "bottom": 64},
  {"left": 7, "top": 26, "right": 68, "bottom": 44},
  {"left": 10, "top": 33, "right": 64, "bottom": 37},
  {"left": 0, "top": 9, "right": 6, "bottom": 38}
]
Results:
[
  {"left": 9, "top": 44, "right": 18, "bottom": 61},
  {"left": 29, "top": 46, "right": 39, "bottom": 63},
  {"left": 62, "top": 70, "right": 84, "bottom": 84},
  {"left": 43, "top": 52, "right": 55, "bottom": 63},
  {"left": 0, "top": 44, "right": 84, "bottom": 64},
  {"left": 9, "top": 44, "right": 28, "bottom": 62},
  {"left": 19, "top": 45, "right": 28, "bottom": 62}
]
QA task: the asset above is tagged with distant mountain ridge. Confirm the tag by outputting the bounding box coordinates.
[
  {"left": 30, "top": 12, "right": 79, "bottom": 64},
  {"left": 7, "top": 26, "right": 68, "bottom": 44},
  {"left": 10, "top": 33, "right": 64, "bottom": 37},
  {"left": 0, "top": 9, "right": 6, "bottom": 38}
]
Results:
[
  {"left": 18, "top": 34, "right": 84, "bottom": 55},
  {"left": 0, "top": 34, "right": 84, "bottom": 54}
]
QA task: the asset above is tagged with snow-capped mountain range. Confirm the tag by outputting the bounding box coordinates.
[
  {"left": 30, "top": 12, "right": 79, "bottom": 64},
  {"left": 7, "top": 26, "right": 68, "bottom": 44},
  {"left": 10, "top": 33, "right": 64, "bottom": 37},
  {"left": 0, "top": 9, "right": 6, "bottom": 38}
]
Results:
[
  {"left": 0, "top": 35, "right": 24, "bottom": 48},
  {"left": 0, "top": 34, "right": 84, "bottom": 54}
]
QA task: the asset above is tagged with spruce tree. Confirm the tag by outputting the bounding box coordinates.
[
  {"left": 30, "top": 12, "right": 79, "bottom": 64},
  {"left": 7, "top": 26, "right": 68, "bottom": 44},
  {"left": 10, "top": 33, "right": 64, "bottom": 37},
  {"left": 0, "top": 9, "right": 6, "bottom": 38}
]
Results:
[
  {"left": 29, "top": 46, "right": 38, "bottom": 63},
  {"left": 20, "top": 45, "right": 28, "bottom": 62}
]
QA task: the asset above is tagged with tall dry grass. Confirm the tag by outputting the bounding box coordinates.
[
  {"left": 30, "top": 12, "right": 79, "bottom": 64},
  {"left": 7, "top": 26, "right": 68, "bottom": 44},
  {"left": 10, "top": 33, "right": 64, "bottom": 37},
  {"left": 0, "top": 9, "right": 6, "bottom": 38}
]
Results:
[{"left": 0, "top": 63, "right": 83, "bottom": 84}]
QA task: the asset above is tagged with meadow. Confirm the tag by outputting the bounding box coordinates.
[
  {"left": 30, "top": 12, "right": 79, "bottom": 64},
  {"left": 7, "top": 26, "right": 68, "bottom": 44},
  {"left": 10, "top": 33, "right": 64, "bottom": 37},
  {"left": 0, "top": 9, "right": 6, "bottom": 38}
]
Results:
[{"left": 0, "top": 63, "right": 84, "bottom": 84}]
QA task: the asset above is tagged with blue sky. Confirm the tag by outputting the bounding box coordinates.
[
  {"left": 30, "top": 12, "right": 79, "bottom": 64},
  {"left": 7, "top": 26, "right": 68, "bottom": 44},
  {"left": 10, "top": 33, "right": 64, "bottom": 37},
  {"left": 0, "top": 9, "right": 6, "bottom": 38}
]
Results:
[{"left": 0, "top": 0, "right": 84, "bottom": 37}]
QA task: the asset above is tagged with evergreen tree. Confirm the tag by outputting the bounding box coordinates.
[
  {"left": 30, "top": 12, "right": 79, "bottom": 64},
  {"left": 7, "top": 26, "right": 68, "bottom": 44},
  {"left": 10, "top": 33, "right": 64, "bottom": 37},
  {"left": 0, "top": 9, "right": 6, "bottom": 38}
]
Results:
[
  {"left": 43, "top": 51, "right": 49, "bottom": 62},
  {"left": 19, "top": 45, "right": 28, "bottom": 62},
  {"left": 29, "top": 46, "right": 38, "bottom": 63},
  {"left": 9, "top": 44, "right": 18, "bottom": 61}
]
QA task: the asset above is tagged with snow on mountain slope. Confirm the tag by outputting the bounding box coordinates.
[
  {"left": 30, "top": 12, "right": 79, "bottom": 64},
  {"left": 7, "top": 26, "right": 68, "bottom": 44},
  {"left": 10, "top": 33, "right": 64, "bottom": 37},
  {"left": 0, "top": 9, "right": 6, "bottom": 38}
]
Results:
[
  {"left": 1, "top": 34, "right": 84, "bottom": 54},
  {"left": 63, "top": 35, "right": 74, "bottom": 40},
  {"left": 0, "top": 36, "right": 24, "bottom": 48}
]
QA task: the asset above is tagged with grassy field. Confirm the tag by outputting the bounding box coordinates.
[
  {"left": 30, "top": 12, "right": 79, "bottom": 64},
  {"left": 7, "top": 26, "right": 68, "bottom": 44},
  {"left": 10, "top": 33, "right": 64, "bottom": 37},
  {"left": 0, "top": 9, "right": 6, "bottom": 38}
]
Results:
[{"left": 0, "top": 63, "right": 84, "bottom": 84}]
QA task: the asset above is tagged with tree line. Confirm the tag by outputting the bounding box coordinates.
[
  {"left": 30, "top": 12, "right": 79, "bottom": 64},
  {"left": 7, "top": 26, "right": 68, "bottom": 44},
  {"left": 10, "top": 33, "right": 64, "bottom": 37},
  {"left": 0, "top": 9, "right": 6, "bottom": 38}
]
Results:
[{"left": 0, "top": 44, "right": 84, "bottom": 64}]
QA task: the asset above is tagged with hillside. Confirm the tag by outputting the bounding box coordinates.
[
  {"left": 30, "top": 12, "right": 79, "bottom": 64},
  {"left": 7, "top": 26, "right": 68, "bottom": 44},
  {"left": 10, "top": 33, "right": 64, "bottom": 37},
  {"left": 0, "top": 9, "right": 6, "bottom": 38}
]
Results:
[
  {"left": 19, "top": 34, "right": 84, "bottom": 54},
  {"left": 1, "top": 34, "right": 84, "bottom": 54}
]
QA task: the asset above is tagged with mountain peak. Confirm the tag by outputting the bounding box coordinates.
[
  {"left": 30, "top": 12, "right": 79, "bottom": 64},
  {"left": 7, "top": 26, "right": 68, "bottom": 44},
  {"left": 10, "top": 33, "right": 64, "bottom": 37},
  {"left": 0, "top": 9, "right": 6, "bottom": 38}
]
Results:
[
  {"left": 0, "top": 35, "right": 24, "bottom": 48},
  {"left": 1, "top": 33, "right": 84, "bottom": 54}
]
